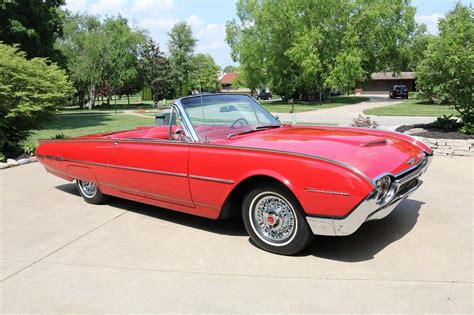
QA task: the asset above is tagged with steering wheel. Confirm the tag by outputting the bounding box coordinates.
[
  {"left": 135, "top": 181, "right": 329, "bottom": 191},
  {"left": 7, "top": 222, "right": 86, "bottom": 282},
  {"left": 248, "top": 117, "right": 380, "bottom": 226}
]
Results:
[{"left": 231, "top": 117, "right": 249, "bottom": 129}]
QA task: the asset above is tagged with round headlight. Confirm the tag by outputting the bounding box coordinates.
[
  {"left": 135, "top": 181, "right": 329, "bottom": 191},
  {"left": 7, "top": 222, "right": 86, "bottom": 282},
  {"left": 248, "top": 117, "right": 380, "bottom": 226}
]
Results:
[{"left": 375, "top": 176, "right": 392, "bottom": 202}]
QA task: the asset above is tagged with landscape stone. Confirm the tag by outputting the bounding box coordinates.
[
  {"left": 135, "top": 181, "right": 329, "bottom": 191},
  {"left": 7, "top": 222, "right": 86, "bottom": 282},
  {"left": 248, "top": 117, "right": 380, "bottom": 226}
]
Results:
[
  {"left": 6, "top": 159, "right": 19, "bottom": 166},
  {"left": 0, "top": 162, "right": 10, "bottom": 169},
  {"left": 18, "top": 158, "right": 31, "bottom": 165}
]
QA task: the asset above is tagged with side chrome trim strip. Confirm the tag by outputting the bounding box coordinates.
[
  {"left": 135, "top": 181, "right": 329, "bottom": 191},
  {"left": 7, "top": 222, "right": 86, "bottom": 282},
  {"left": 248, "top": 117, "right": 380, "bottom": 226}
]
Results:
[
  {"left": 60, "top": 158, "right": 233, "bottom": 184},
  {"left": 189, "top": 175, "right": 234, "bottom": 184},
  {"left": 55, "top": 143, "right": 375, "bottom": 188},
  {"left": 54, "top": 142, "right": 372, "bottom": 187},
  {"left": 63, "top": 159, "right": 188, "bottom": 178},
  {"left": 304, "top": 187, "right": 351, "bottom": 196}
]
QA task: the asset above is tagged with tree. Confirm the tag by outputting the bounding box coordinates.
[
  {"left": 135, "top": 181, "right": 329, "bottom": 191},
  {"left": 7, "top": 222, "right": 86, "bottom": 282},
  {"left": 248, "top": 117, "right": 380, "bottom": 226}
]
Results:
[
  {"left": 190, "top": 54, "right": 220, "bottom": 93},
  {"left": 417, "top": 4, "right": 473, "bottom": 126},
  {"left": 57, "top": 13, "right": 147, "bottom": 108},
  {"left": 99, "top": 16, "right": 147, "bottom": 106},
  {"left": 168, "top": 22, "right": 197, "bottom": 96},
  {"left": 0, "top": 0, "right": 65, "bottom": 64},
  {"left": 0, "top": 43, "right": 74, "bottom": 159},
  {"left": 139, "top": 39, "right": 176, "bottom": 107},
  {"left": 56, "top": 13, "right": 103, "bottom": 108},
  {"left": 226, "top": 0, "right": 420, "bottom": 101},
  {"left": 223, "top": 65, "right": 238, "bottom": 73},
  {"left": 401, "top": 24, "right": 433, "bottom": 71}
]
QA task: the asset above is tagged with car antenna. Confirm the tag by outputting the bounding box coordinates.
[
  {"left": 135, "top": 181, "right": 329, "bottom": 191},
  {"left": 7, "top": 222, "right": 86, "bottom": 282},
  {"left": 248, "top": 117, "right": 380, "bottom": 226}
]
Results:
[{"left": 199, "top": 81, "right": 209, "bottom": 143}]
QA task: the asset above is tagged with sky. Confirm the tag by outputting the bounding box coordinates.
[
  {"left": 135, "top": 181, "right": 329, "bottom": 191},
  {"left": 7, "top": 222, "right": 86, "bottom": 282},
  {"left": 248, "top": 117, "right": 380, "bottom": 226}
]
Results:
[{"left": 64, "top": 0, "right": 473, "bottom": 68}]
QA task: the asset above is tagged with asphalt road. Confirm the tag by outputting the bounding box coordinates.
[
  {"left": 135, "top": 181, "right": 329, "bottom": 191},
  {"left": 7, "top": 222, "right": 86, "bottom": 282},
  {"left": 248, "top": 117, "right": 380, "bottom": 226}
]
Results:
[{"left": 1, "top": 157, "right": 472, "bottom": 313}]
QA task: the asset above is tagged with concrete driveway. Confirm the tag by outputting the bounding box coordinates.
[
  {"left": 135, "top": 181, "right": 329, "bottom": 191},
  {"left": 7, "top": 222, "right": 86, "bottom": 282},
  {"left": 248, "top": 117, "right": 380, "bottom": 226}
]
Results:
[
  {"left": 1, "top": 157, "right": 472, "bottom": 313},
  {"left": 276, "top": 96, "right": 436, "bottom": 128}
]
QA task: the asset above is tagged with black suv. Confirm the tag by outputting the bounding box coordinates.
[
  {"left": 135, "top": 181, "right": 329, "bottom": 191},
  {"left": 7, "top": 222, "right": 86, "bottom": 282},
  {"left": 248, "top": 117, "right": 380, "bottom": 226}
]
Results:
[
  {"left": 255, "top": 90, "right": 272, "bottom": 100},
  {"left": 389, "top": 85, "right": 408, "bottom": 99}
]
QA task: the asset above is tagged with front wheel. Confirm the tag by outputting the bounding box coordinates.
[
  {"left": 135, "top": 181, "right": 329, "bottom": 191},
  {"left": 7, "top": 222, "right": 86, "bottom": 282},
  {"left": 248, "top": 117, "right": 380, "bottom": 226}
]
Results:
[
  {"left": 76, "top": 179, "right": 109, "bottom": 204},
  {"left": 242, "top": 185, "right": 314, "bottom": 255}
]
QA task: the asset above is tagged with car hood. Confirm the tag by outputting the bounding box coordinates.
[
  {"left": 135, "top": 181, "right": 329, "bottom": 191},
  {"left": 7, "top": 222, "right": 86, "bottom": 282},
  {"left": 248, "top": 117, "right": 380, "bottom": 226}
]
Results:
[{"left": 217, "top": 125, "right": 424, "bottom": 179}]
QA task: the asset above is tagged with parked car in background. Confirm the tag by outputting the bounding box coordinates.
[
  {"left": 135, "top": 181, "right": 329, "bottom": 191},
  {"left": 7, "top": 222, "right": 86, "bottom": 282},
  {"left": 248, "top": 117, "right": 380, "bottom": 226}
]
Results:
[
  {"left": 389, "top": 85, "right": 409, "bottom": 99},
  {"left": 37, "top": 94, "right": 432, "bottom": 255},
  {"left": 255, "top": 90, "right": 272, "bottom": 100}
]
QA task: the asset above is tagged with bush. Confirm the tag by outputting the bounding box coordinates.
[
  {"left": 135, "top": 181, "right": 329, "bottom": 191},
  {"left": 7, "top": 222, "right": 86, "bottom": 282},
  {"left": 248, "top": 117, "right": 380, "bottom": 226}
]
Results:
[
  {"left": 52, "top": 132, "right": 67, "bottom": 139},
  {"left": 0, "top": 44, "right": 74, "bottom": 158},
  {"left": 351, "top": 115, "right": 379, "bottom": 128},
  {"left": 433, "top": 114, "right": 461, "bottom": 130},
  {"left": 20, "top": 141, "right": 38, "bottom": 156},
  {"left": 459, "top": 122, "right": 473, "bottom": 135}
]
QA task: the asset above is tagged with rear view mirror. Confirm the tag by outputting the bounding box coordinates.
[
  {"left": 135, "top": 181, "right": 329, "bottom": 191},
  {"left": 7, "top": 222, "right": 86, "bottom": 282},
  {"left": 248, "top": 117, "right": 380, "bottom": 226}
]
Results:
[{"left": 220, "top": 105, "right": 237, "bottom": 112}]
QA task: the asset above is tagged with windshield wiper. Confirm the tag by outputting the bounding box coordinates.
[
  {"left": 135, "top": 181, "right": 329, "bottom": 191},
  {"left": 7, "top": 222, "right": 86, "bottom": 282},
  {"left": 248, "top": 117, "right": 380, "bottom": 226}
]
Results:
[{"left": 227, "top": 124, "right": 281, "bottom": 139}]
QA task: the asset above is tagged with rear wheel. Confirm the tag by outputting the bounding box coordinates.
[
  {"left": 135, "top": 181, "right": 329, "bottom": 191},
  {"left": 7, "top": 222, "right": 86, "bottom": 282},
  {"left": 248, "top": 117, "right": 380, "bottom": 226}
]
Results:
[
  {"left": 242, "top": 185, "right": 314, "bottom": 255},
  {"left": 76, "top": 180, "right": 109, "bottom": 204}
]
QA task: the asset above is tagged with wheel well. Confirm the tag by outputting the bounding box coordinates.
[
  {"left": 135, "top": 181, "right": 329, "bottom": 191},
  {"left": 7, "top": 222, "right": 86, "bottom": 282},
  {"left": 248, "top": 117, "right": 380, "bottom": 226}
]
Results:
[{"left": 219, "top": 175, "right": 293, "bottom": 219}]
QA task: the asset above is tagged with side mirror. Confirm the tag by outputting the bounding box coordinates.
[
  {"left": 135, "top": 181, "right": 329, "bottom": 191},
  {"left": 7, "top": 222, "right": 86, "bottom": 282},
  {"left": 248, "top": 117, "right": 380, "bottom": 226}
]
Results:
[{"left": 173, "top": 128, "right": 185, "bottom": 141}]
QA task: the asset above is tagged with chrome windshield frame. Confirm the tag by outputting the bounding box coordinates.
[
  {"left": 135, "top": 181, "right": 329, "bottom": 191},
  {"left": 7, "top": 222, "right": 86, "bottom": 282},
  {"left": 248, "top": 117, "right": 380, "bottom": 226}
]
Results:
[
  {"left": 174, "top": 93, "right": 280, "bottom": 143},
  {"left": 173, "top": 99, "right": 200, "bottom": 143}
]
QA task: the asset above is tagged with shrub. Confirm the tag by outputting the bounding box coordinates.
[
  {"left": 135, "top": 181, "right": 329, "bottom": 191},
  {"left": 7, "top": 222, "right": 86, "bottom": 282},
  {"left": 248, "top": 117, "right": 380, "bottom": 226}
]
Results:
[
  {"left": 351, "top": 115, "right": 379, "bottom": 128},
  {"left": 51, "top": 132, "right": 67, "bottom": 139},
  {"left": 20, "top": 141, "right": 38, "bottom": 156},
  {"left": 459, "top": 122, "right": 473, "bottom": 135},
  {"left": 432, "top": 114, "right": 461, "bottom": 131},
  {"left": 0, "top": 43, "right": 74, "bottom": 158}
]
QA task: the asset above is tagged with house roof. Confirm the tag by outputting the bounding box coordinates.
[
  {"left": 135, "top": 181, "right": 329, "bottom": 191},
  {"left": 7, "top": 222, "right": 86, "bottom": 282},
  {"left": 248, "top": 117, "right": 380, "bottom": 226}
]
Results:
[
  {"left": 219, "top": 72, "right": 239, "bottom": 85},
  {"left": 371, "top": 72, "right": 416, "bottom": 80}
]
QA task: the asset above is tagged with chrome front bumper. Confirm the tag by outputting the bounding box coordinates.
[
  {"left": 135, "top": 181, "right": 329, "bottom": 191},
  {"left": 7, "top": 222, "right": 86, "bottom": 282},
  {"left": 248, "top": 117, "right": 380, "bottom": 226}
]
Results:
[{"left": 307, "top": 153, "right": 432, "bottom": 236}]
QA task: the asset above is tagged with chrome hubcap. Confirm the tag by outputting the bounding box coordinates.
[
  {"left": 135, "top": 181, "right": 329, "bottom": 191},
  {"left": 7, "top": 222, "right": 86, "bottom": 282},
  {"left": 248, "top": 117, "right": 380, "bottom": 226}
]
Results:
[
  {"left": 78, "top": 180, "right": 97, "bottom": 198},
  {"left": 251, "top": 193, "right": 296, "bottom": 245}
]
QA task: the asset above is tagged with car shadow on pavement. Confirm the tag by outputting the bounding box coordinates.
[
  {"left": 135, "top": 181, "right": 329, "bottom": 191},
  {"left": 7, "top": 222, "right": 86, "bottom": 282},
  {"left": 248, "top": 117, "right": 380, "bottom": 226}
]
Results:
[
  {"left": 55, "top": 183, "right": 247, "bottom": 237},
  {"left": 56, "top": 183, "right": 423, "bottom": 259},
  {"left": 300, "top": 199, "right": 425, "bottom": 262}
]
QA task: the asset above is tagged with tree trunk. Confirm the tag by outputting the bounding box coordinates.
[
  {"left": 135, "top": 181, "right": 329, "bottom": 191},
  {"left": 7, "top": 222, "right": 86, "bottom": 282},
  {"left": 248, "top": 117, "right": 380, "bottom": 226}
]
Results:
[
  {"left": 78, "top": 90, "right": 85, "bottom": 109},
  {"left": 127, "top": 94, "right": 130, "bottom": 105},
  {"left": 152, "top": 92, "right": 158, "bottom": 108},
  {"left": 87, "top": 84, "right": 94, "bottom": 110}
]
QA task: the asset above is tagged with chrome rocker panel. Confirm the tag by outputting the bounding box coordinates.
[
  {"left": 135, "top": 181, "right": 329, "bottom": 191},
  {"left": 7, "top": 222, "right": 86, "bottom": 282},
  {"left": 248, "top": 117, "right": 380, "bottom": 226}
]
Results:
[{"left": 307, "top": 153, "right": 432, "bottom": 236}]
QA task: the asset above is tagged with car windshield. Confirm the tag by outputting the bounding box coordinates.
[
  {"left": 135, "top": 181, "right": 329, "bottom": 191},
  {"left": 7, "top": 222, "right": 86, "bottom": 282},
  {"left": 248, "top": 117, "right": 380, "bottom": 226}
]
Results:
[{"left": 179, "top": 94, "right": 280, "bottom": 141}]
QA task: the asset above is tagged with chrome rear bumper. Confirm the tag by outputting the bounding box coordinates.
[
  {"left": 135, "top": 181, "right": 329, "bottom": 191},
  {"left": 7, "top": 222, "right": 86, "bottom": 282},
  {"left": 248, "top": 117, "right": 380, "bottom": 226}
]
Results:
[{"left": 307, "top": 152, "right": 432, "bottom": 236}]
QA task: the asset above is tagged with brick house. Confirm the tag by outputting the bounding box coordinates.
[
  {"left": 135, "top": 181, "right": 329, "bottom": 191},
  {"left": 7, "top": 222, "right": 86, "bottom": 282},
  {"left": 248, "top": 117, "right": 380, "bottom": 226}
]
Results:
[{"left": 361, "top": 72, "right": 416, "bottom": 93}]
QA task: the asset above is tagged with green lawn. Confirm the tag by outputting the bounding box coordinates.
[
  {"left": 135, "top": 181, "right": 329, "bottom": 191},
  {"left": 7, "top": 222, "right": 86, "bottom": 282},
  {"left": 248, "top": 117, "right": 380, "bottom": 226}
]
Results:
[
  {"left": 29, "top": 113, "right": 154, "bottom": 142},
  {"left": 60, "top": 94, "right": 166, "bottom": 112},
  {"left": 260, "top": 96, "right": 370, "bottom": 113},
  {"left": 363, "top": 99, "right": 458, "bottom": 116}
]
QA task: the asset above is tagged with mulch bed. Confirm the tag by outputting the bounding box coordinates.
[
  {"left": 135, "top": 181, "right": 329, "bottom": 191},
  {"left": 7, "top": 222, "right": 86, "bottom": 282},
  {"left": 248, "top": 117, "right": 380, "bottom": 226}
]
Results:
[{"left": 396, "top": 123, "right": 473, "bottom": 140}]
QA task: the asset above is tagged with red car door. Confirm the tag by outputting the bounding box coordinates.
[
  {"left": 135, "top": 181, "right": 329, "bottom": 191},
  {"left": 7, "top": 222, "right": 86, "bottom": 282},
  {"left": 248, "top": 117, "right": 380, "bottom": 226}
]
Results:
[{"left": 107, "top": 140, "right": 193, "bottom": 207}]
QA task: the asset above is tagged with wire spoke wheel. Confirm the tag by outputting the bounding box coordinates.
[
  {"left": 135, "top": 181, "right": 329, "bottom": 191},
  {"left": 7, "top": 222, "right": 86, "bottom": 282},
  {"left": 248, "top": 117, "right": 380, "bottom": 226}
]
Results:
[{"left": 250, "top": 192, "right": 297, "bottom": 246}]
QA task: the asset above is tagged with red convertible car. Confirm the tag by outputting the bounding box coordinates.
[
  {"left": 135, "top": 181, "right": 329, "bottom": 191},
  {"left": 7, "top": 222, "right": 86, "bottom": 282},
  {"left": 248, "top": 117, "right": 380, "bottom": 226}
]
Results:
[{"left": 37, "top": 94, "right": 432, "bottom": 255}]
